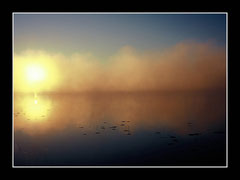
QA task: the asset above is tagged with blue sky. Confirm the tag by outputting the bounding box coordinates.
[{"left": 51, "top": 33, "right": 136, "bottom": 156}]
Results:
[{"left": 14, "top": 13, "right": 226, "bottom": 58}]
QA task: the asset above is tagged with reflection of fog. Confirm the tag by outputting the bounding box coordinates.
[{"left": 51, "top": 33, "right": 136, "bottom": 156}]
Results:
[{"left": 14, "top": 92, "right": 225, "bottom": 136}]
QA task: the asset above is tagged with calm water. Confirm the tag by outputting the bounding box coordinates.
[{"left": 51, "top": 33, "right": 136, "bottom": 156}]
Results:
[{"left": 14, "top": 91, "right": 226, "bottom": 166}]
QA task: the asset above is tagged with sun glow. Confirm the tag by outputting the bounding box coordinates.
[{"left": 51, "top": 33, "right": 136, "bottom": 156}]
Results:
[
  {"left": 26, "top": 65, "right": 46, "bottom": 83},
  {"left": 14, "top": 51, "right": 60, "bottom": 93},
  {"left": 34, "top": 99, "right": 38, "bottom": 104}
]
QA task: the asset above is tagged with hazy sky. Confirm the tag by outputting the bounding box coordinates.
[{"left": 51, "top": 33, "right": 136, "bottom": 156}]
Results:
[
  {"left": 14, "top": 13, "right": 226, "bottom": 58},
  {"left": 14, "top": 13, "right": 226, "bottom": 93}
]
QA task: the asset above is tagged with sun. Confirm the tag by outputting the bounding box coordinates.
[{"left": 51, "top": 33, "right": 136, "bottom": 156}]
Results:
[
  {"left": 26, "top": 65, "right": 46, "bottom": 83},
  {"left": 14, "top": 50, "right": 60, "bottom": 93}
]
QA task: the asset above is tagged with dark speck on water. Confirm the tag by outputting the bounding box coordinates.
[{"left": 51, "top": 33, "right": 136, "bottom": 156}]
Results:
[
  {"left": 96, "top": 132, "right": 100, "bottom": 134},
  {"left": 155, "top": 132, "right": 161, "bottom": 134},
  {"left": 83, "top": 133, "right": 87, "bottom": 135},
  {"left": 170, "top": 136, "right": 176, "bottom": 138},
  {"left": 110, "top": 126, "right": 117, "bottom": 129},
  {"left": 189, "top": 133, "right": 201, "bottom": 136}
]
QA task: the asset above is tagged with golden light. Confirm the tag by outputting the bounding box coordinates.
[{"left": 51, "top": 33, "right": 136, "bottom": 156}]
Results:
[
  {"left": 20, "top": 95, "right": 52, "bottom": 122},
  {"left": 14, "top": 50, "right": 60, "bottom": 93},
  {"left": 26, "top": 65, "right": 46, "bottom": 83},
  {"left": 34, "top": 99, "right": 38, "bottom": 104}
]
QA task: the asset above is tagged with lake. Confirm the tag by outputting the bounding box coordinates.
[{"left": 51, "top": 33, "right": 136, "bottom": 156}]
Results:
[{"left": 14, "top": 91, "right": 226, "bottom": 166}]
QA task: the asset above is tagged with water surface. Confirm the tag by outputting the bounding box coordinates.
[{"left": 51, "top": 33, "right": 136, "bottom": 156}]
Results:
[{"left": 14, "top": 91, "right": 226, "bottom": 166}]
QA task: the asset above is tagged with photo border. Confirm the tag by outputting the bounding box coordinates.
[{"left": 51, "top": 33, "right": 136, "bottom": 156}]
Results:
[{"left": 12, "top": 12, "right": 228, "bottom": 168}]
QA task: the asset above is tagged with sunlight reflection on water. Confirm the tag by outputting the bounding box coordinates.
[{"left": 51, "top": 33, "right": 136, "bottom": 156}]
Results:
[
  {"left": 14, "top": 92, "right": 225, "bottom": 136},
  {"left": 14, "top": 91, "right": 226, "bottom": 166}
]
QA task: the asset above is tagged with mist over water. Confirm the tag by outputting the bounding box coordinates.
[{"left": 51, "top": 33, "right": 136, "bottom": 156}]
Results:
[
  {"left": 13, "top": 34, "right": 227, "bottom": 167},
  {"left": 14, "top": 42, "right": 226, "bottom": 94},
  {"left": 14, "top": 42, "right": 226, "bottom": 166}
]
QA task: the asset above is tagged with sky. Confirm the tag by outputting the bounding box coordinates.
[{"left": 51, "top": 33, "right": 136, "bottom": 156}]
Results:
[
  {"left": 14, "top": 13, "right": 226, "bottom": 58},
  {"left": 14, "top": 13, "right": 227, "bottom": 93}
]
